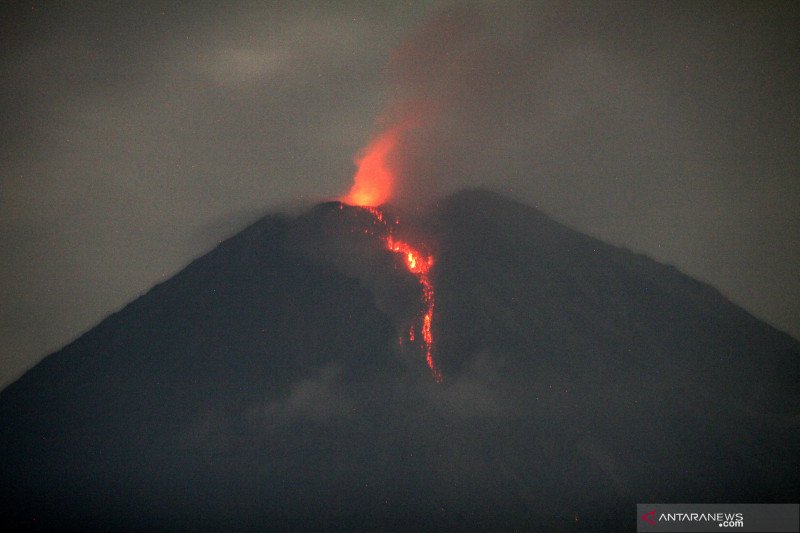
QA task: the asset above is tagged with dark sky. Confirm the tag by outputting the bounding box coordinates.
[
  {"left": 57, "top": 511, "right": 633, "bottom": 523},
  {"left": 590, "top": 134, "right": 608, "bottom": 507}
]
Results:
[{"left": 1, "top": 1, "right": 798, "bottom": 388}]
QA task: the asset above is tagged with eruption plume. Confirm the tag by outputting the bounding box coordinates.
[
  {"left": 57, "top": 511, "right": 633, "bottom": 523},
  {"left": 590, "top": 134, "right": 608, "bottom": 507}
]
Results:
[
  {"left": 341, "top": 127, "right": 399, "bottom": 207},
  {"left": 341, "top": 118, "right": 418, "bottom": 208}
]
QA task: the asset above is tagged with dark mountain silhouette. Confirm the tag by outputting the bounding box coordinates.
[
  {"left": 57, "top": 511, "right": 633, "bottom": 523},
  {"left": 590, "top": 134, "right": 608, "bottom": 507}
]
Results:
[{"left": 1, "top": 189, "right": 798, "bottom": 530}]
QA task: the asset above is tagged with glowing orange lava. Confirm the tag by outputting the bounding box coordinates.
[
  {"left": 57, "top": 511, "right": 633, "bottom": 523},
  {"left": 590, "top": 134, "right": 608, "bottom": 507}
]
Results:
[
  {"left": 343, "top": 205, "right": 443, "bottom": 383},
  {"left": 341, "top": 126, "right": 403, "bottom": 207},
  {"left": 385, "top": 233, "right": 442, "bottom": 383}
]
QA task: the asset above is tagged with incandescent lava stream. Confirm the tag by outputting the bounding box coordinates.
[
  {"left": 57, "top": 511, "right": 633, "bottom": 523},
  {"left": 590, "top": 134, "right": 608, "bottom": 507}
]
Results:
[{"left": 339, "top": 121, "right": 442, "bottom": 382}]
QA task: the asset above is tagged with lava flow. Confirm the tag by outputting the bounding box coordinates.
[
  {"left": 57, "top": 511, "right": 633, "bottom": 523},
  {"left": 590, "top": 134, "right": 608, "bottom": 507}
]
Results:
[
  {"left": 339, "top": 122, "right": 442, "bottom": 382},
  {"left": 347, "top": 205, "right": 442, "bottom": 382},
  {"left": 385, "top": 229, "right": 442, "bottom": 383}
]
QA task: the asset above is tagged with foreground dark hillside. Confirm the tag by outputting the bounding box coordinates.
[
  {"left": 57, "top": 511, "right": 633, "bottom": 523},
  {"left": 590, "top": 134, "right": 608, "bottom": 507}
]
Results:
[{"left": 1, "top": 189, "right": 797, "bottom": 530}]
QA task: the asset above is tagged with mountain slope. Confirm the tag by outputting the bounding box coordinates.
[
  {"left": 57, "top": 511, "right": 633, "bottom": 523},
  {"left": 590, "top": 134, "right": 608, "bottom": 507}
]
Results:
[{"left": 1, "top": 189, "right": 797, "bottom": 530}]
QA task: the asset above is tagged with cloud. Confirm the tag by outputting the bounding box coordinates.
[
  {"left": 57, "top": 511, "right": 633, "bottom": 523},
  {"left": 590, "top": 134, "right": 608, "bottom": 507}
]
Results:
[
  {"left": 246, "top": 365, "right": 355, "bottom": 427},
  {"left": 204, "top": 47, "right": 283, "bottom": 84},
  {"left": 424, "top": 351, "right": 514, "bottom": 419}
]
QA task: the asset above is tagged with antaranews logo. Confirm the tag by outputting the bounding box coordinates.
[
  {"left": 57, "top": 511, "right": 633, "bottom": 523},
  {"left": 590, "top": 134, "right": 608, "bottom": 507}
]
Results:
[
  {"left": 641, "top": 509, "right": 656, "bottom": 525},
  {"left": 636, "top": 504, "right": 798, "bottom": 532},
  {"left": 641, "top": 509, "right": 743, "bottom": 527}
]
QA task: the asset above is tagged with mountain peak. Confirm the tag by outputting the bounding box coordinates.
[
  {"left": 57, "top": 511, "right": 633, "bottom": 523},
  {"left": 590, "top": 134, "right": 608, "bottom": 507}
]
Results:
[{"left": 1, "top": 190, "right": 797, "bottom": 529}]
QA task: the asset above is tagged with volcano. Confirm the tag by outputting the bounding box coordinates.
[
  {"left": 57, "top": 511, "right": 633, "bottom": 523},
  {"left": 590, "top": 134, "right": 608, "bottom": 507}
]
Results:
[{"left": 1, "top": 189, "right": 798, "bottom": 530}]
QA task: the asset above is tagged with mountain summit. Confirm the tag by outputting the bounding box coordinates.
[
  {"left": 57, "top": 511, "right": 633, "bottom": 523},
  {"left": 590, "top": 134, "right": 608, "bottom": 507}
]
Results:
[{"left": 1, "top": 189, "right": 797, "bottom": 529}]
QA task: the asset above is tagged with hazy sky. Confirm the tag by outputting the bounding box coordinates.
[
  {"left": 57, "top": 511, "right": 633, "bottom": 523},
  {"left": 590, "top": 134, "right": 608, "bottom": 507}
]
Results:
[{"left": 1, "top": 1, "right": 798, "bottom": 388}]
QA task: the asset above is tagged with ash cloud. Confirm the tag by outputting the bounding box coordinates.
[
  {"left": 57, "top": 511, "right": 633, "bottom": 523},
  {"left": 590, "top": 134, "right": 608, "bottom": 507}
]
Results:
[{"left": 381, "top": 2, "right": 800, "bottom": 341}]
